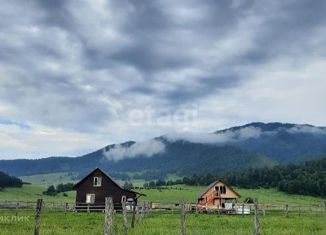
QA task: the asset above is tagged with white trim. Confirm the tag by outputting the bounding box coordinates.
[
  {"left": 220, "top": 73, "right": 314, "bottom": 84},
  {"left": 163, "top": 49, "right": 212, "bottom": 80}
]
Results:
[
  {"left": 93, "top": 177, "right": 102, "bottom": 187},
  {"left": 86, "top": 194, "right": 95, "bottom": 204}
]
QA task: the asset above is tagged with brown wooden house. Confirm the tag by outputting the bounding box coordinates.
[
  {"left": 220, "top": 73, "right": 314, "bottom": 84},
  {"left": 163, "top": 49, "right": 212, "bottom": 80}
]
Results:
[
  {"left": 197, "top": 179, "right": 240, "bottom": 213},
  {"left": 73, "top": 168, "right": 144, "bottom": 211}
]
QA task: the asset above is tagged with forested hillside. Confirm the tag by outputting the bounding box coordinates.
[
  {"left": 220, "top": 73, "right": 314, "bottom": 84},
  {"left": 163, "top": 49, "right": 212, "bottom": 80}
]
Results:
[
  {"left": 0, "top": 171, "right": 23, "bottom": 189},
  {"left": 181, "top": 157, "right": 326, "bottom": 197}
]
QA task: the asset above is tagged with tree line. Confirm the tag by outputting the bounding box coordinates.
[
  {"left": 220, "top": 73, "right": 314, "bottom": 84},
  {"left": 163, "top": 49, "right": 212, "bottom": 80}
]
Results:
[
  {"left": 0, "top": 171, "right": 22, "bottom": 189},
  {"left": 225, "top": 157, "right": 326, "bottom": 197},
  {"left": 140, "top": 157, "right": 326, "bottom": 197}
]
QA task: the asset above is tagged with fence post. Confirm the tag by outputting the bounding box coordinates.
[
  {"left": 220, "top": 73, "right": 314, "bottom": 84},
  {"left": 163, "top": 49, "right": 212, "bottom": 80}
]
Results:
[
  {"left": 141, "top": 202, "right": 145, "bottom": 219},
  {"left": 242, "top": 203, "right": 244, "bottom": 216},
  {"left": 180, "top": 199, "right": 186, "bottom": 235},
  {"left": 135, "top": 204, "right": 139, "bottom": 224},
  {"left": 131, "top": 200, "right": 137, "bottom": 228},
  {"left": 16, "top": 202, "right": 19, "bottom": 216},
  {"left": 285, "top": 204, "right": 289, "bottom": 218},
  {"left": 324, "top": 201, "right": 326, "bottom": 222},
  {"left": 65, "top": 203, "right": 68, "bottom": 215},
  {"left": 121, "top": 196, "right": 128, "bottom": 235},
  {"left": 146, "top": 202, "right": 150, "bottom": 216},
  {"left": 254, "top": 199, "right": 260, "bottom": 235},
  {"left": 104, "top": 197, "right": 114, "bottom": 235},
  {"left": 87, "top": 204, "right": 90, "bottom": 213},
  {"left": 34, "top": 199, "right": 43, "bottom": 235},
  {"left": 144, "top": 202, "right": 148, "bottom": 217}
]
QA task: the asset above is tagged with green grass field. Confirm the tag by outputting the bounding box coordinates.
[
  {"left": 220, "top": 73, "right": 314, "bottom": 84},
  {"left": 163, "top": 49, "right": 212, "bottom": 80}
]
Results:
[
  {"left": 20, "top": 172, "right": 78, "bottom": 185},
  {"left": 0, "top": 210, "right": 325, "bottom": 235},
  {"left": 1, "top": 184, "right": 326, "bottom": 234},
  {"left": 0, "top": 185, "right": 75, "bottom": 203}
]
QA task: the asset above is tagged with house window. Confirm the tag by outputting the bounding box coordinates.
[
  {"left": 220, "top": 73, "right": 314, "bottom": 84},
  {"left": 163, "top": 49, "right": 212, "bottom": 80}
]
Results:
[
  {"left": 220, "top": 186, "right": 226, "bottom": 194},
  {"left": 86, "top": 194, "right": 95, "bottom": 204},
  {"left": 93, "top": 177, "right": 102, "bottom": 187}
]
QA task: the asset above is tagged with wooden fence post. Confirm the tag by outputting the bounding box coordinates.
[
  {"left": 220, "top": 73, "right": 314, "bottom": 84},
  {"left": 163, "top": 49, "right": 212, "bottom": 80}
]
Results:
[
  {"left": 144, "top": 202, "right": 148, "bottom": 217},
  {"left": 146, "top": 202, "right": 150, "bottom": 216},
  {"left": 121, "top": 196, "right": 128, "bottom": 235},
  {"left": 65, "top": 203, "right": 68, "bottom": 215},
  {"left": 87, "top": 204, "right": 90, "bottom": 213},
  {"left": 141, "top": 202, "right": 145, "bottom": 219},
  {"left": 135, "top": 204, "right": 139, "bottom": 224},
  {"left": 131, "top": 200, "right": 137, "bottom": 228},
  {"left": 180, "top": 199, "right": 186, "bottom": 235},
  {"left": 324, "top": 201, "right": 326, "bottom": 222},
  {"left": 104, "top": 197, "right": 114, "bottom": 235},
  {"left": 254, "top": 199, "right": 260, "bottom": 235},
  {"left": 15, "top": 202, "right": 19, "bottom": 216},
  {"left": 242, "top": 203, "right": 245, "bottom": 216},
  {"left": 285, "top": 204, "right": 289, "bottom": 218},
  {"left": 34, "top": 199, "right": 43, "bottom": 235}
]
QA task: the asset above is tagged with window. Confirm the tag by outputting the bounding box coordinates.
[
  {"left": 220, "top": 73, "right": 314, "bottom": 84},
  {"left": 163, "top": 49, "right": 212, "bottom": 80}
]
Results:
[
  {"left": 93, "top": 177, "right": 102, "bottom": 187},
  {"left": 86, "top": 194, "right": 95, "bottom": 204},
  {"left": 220, "top": 186, "right": 226, "bottom": 194}
]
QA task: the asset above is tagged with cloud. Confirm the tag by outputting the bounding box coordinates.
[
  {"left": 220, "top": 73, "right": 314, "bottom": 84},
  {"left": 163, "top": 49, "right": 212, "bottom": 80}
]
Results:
[
  {"left": 0, "top": 122, "right": 108, "bottom": 159},
  {"left": 0, "top": 0, "right": 326, "bottom": 158},
  {"left": 103, "top": 139, "right": 165, "bottom": 161},
  {"left": 287, "top": 125, "right": 326, "bottom": 135},
  {"left": 163, "top": 123, "right": 326, "bottom": 145},
  {"left": 164, "top": 126, "right": 263, "bottom": 144}
]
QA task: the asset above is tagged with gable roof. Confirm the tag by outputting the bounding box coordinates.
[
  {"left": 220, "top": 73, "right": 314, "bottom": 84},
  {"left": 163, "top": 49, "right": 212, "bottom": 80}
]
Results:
[
  {"left": 198, "top": 179, "right": 240, "bottom": 199},
  {"left": 72, "top": 167, "right": 145, "bottom": 196}
]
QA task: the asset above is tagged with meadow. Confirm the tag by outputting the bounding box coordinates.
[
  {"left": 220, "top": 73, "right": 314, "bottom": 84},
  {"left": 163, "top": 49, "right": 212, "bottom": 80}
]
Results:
[
  {"left": 1, "top": 183, "right": 326, "bottom": 234},
  {"left": 0, "top": 210, "right": 325, "bottom": 235}
]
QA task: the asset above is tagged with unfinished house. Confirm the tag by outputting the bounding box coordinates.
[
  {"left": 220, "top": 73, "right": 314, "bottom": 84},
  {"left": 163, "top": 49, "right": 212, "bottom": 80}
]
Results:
[
  {"left": 73, "top": 168, "right": 144, "bottom": 212},
  {"left": 197, "top": 179, "right": 240, "bottom": 213}
]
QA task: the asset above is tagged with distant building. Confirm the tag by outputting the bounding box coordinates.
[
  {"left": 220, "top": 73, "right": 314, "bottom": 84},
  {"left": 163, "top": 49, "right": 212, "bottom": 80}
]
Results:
[
  {"left": 73, "top": 168, "right": 144, "bottom": 211},
  {"left": 197, "top": 179, "right": 240, "bottom": 213}
]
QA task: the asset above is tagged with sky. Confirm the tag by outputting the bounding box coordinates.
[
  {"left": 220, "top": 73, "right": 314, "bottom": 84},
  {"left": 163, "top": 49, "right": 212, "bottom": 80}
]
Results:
[{"left": 0, "top": 0, "right": 326, "bottom": 159}]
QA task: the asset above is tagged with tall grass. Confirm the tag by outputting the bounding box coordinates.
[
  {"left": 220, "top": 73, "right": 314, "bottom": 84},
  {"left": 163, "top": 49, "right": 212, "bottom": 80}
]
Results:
[{"left": 0, "top": 210, "right": 325, "bottom": 235}]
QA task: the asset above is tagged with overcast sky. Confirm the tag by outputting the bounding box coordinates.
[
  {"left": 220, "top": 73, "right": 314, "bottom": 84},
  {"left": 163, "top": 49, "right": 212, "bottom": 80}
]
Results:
[{"left": 1, "top": 0, "right": 326, "bottom": 159}]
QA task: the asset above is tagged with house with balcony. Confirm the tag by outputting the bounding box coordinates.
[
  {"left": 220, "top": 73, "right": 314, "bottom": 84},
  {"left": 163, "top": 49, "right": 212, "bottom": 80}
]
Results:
[{"left": 196, "top": 179, "right": 240, "bottom": 213}]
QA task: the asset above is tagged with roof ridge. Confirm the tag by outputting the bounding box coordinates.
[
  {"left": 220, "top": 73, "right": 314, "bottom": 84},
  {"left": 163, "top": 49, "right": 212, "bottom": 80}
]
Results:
[{"left": 72, "top": 167, "right": 145, "bottom": 196}]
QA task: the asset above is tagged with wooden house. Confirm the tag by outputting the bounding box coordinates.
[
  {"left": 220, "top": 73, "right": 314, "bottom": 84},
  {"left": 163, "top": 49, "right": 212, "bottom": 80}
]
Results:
[
  {"left": 73, "top": 168, "right": 144, "bottom": 211},
  {"left": 197, "top": 179, "right": 240, "bottom": 213}
]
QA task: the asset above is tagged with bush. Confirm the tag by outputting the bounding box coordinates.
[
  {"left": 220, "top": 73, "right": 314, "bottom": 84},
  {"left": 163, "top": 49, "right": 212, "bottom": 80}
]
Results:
[
  {"left": 43, "top": 185, "right": 57, "bottom": 196},
  {"left": 43, "top": 183, "right": 74, "bottom": 196}
]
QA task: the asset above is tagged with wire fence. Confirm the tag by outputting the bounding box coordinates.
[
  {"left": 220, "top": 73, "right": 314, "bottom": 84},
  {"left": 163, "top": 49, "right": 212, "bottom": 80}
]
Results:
[
  {"left": 0, "top": 199, "right": 325, "bottom": 235},
  {"left": 0, "top": 200, "right": 325, "bottom": 216}
]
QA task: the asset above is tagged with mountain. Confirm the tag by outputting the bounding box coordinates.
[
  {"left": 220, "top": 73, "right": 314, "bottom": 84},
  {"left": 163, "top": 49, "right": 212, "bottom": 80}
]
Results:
[
  {"left": 216, "top": 122, "right": 326, "bottom": 163},
  {"left": 0, "top": 122, "right": 326, "bottom": 179}
]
